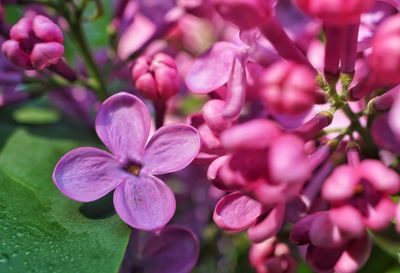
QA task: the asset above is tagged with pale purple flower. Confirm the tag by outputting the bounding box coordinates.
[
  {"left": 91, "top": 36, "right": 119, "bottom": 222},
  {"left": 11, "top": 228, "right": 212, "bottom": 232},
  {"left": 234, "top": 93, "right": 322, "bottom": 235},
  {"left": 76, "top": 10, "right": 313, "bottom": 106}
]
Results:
[
  {"left": 53, "top": 92, "right": 200, "bottom": 230},
  {"left": 119, "top": 225, "right": 199, "bottom": 273}
]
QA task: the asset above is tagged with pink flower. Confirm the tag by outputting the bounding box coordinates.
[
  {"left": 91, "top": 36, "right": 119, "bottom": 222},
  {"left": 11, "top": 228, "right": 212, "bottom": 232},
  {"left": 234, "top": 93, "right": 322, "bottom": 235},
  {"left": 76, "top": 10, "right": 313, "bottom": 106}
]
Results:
[
  {"left": 291, "top": 212, "right": 372, "bottom": 273},
  {"left": 53, "top": 92, "right": 200, "bottom": 230},
  {"left": 249, "top": 237, "right": 296, "bottom": 273},
  {"left": 1, "top": 15, "right": 64, "bottom": 70},
  {"left": 259, "top": 60, "right": 317, "bottom": 116},
  {"left": 210, "top": 119, "right": 312, "bottom": 206},
  {"left": 132, "top": 53, "right": 180, "bottom": 101},
  {"left": 322, "top": 160, "right": 400, "bottom": 233}
]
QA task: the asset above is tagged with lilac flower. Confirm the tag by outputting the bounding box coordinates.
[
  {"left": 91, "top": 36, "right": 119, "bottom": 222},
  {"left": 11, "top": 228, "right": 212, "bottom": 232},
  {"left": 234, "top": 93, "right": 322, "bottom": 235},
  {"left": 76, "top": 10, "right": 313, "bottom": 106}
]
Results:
[
  {"left": 119, "top": 225, "right": 199, "bottom": 273},
  {"left": 53, "top": 92, "right": 200, "bottom": 230}
]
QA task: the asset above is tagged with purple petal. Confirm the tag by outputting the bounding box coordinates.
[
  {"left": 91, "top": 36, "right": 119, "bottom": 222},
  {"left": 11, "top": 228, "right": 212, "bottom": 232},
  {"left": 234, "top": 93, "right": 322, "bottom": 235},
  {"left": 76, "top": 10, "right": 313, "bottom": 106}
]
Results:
[
  {"left": 95, "top": 92, "right": 151, "bottom": 162},
  {"left": 141, "top": 226, "right": 199, "bottom": 273},
  {"left": 143, "top": 124, "right": 200, "bottom": 175},
  {"left": 52, "top": 147, "right": 125, "bottom": 202},
  {"left": 213, "top": 192, "right": 263, "bottom": 232},
  {"left": 306, "top": 245, "right": 344, "bottom": 273},
  {"left": 185, "top": 42, "right": 237, "bottom": 94},
  {"left": 247, "top": 204, "right": 286, "bottom": 243},
  {"left": 113, "top": 174, "right": 175, "bottom": 230},
  {"left": 309, "top": 211, "right": 346, "bottom": 248}
]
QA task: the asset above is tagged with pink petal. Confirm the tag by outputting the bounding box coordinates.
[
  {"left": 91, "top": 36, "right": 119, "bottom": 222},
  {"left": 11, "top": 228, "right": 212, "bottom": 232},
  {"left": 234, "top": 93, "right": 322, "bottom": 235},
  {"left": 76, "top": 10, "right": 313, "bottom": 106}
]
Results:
[
  {"left": 389, "top": 91, "right": 400, "bottom": 137},
  {"left": 322, "top": 165, "right": 359, "bottom": 203},
  {"left": 213, "top": 192, "right": 263, "bottom": 232},
  {"left": 143, "top": 124, "right": 200, "bottom": 175},
  {"left": 31, "top": 42, "right": 64, "bottom": 70},
  {"left": 359, "top": 160, "right": 400, "bottom": 194},
  {"left": 222, "top": 55, "right": 247, "bottom": 119},
  {"left": 1, "top": 40, "right": 32, "bottom": 69},
  {"left": 185, "top": 42, "right": 237, "bottom": 94},
  {"left": 32, "top": 15, "right": 64, "bottom": 43},
  {"left": 248, "top": 204, "right": 286, "bottom": 243},
  {"left": 268, "top": 134, "right": 311, "bottom": 185},
  {"left": 141, "top": 226, "right": 199, "bottom": 273},
  {"left": 334, "top": 234, "right": 371, "bottom": 273},
  {"left": 221, "top": 119, "right": 282, "bottom": 151},
  {"left": 52, "top": 147, "right": 125, "bottom": 202},
  {"left": 114, "top": 174, "right": 176, "bottom": 230},
  {"left": 329, "top": 206, "right": 364, "bottom": 237},
  {"left": 309, "top": 211, "right": 347, "bottom": 248},
  {"left": 364, "top": 196, "right": 396, "bottom": 230},
  {"left": 10, "top": 17, "right": 32, "bottom": 41},
  {"left": 95, "top": 92, "right": 151, "bottom": 162}
]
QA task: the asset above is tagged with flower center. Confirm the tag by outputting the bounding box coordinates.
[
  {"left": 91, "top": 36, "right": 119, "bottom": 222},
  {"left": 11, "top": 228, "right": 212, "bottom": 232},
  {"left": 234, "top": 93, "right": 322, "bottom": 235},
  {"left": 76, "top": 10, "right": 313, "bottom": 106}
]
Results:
[
  {"left": 126, "top": 163, "right": 141, "bottom": 176},
  {"left": 354, "top": 184, "right": 364, "bottom": 195}
]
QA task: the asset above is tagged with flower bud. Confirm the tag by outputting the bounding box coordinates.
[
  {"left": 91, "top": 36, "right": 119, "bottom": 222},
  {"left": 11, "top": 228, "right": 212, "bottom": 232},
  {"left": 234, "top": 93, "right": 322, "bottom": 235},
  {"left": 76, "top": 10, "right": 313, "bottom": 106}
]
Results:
[
  {"left": 293, "top": 0, "right": 374, "bottom": 26},
  {"left": 260, "top": 61, "right": 316, "bottom": 116},
  {"left": 1, "top": 15, "right": 64, "bottom": 70},
  {"left": 202, "top": 99, "right": 233, "bottom": 134},
  {"left": 368, "top": 15, "right": 400, "bottom": 85},
  {"left": 132, "top": 53, "right": 180, "bottom": 101},
  {"left": 212, "top": 0, "right": 275, "bottom": 30}
]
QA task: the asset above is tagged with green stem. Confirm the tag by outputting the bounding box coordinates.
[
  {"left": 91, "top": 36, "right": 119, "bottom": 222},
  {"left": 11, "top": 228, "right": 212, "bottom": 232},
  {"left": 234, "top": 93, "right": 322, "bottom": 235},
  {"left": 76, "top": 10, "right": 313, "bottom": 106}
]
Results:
[{"left": 69, "top": 20, "right": 107, "bottom": 100}]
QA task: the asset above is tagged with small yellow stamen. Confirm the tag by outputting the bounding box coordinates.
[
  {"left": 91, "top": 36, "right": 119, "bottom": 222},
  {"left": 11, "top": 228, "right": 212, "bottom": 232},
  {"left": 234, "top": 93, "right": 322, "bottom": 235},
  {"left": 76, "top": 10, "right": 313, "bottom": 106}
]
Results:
[{"left": 127, "top": 164, "right": 141, "bottom": 176}]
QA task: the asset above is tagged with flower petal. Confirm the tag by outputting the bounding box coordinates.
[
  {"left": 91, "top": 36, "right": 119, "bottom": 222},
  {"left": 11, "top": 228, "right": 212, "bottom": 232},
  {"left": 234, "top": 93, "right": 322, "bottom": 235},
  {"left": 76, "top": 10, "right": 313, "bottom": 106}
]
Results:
[
  {"left": 185, "top": 42, "right": 237, "bottom": 94},
  {"left": 141, "top": 226, "right": 199, "bottom": 273},
  {"left": 52, "top": 147, "right": 125, "bottom": 202},
  {"left": 113, "top": 174, "right": 175, "bottom": 230},
  {"left": 247, "top": 204, "right": 286, "bottom": 243},
  {"left": 95, "top": 92, "right": 151, "bottom": 161},
  {"left": 143, "top": 124, "right": 200, "bottom": 175},
  {"left": 329, "top": 206, "right": 364, "bottom": 237},
  {"left": 213, "top": 192, "right": 263, "bottom": 232}
]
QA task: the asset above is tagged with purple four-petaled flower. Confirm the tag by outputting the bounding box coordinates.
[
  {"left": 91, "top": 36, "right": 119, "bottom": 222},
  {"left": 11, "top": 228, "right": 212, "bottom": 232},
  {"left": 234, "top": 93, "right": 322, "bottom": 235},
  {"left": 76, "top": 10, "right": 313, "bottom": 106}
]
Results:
[{"left": 53, "top": 92, "right": 200, "bottom": 230}]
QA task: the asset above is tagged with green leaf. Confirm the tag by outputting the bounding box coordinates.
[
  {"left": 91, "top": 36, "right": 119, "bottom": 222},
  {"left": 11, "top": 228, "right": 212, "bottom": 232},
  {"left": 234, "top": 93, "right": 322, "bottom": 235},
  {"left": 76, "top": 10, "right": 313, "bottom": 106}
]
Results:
[
  {"left": 12, "top": 106, "right": 61, "bottom": 125},
  {"left": 0, "top": 122, "right": 130, "bottom": 273}
]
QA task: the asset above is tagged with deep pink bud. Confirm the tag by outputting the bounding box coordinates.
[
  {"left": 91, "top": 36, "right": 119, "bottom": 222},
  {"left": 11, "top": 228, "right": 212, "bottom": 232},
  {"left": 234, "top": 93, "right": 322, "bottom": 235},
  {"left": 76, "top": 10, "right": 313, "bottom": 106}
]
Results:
[
  {"left": 2, "top": 15, "right": 64, "bottom": 70},
  {"left": 293, "top": 0, "right": 374, "bottom": 26},
  {"left": 368, "top": 15, "right": 400, "bottom": 84},
  {"left": 212, "top": 0, "right": 275, "bottom": 30},
  {"left": 132, "top": 53, "right": 180, "bottom": 101},
  {"left": 260, "top": 61, "right": 317, "bottom": 116}
]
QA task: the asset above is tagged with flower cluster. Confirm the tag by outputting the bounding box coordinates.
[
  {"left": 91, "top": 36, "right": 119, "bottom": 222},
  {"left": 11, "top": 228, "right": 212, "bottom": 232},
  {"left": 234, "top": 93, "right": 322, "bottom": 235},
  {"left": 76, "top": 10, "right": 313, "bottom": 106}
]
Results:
[{"left": 2, "top": 0, "right": 400, "bottom": 272}]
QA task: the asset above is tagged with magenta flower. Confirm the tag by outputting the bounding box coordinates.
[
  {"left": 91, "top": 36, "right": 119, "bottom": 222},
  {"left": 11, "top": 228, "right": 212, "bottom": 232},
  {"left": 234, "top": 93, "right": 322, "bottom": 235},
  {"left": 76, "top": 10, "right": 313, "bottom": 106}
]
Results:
[
  {"left": 53, "top": 92, "right": 200, "bottom": 230},
  {"left": 1, "top": 15, "right": 64, "bottom": 70},
  {"left": 132, "top": 53, "right": 180, "bottom": 101},
  {"left": 322, "top": 160, "right": 400, "bottom": 233},
  {"left": 249, "top": 237, "right": 296, "bottom": 273},
  {"left": 259, "top": 60, "right": 317, "bottom": 116}
]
